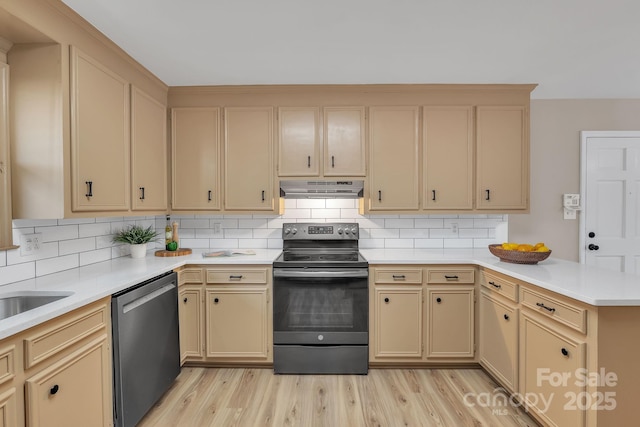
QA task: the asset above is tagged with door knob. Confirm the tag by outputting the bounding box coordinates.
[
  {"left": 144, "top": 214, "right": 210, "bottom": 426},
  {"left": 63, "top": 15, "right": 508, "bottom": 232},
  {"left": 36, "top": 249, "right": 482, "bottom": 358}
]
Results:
[{"left": 588, "top": 244, "right": 599, "bottom": 251}]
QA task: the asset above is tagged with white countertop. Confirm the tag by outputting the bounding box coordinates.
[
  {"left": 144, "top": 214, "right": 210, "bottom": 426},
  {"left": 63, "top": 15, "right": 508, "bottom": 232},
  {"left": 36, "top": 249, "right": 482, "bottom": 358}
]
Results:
[
  {"left": 360, "top": 249, "right": 640, "bottom": 307},
  {"left": 1, "top": 247, "right": 639, "bottom": 340}
]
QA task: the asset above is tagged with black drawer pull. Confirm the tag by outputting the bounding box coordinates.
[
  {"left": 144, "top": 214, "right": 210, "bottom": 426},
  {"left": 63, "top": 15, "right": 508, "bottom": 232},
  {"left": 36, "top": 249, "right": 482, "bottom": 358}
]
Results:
[
  {"left": 85, "top": 181, "right": 93, "bottom": 198},
  {"left": 307, "top": 155, "right": 311, "bottom": 168},
  {"left": 261, "top": 190, "right": 265, "bottom": 202},
  {"left": 392, "top": 275, "right": 406, "bottom": 280},
  {"left": 208, "top": 190, "right": 212, "bottom": 201},
  {"left": 436, "top": 297, "right": 442, "bottom": 303},
  {"left": 489, "top": 281, "right": 501, "bottom": 289},
  {"left": 485, "top": 189, "right": 491, "bottom": 201},
  {"left": 331, "top": 155, "right": 335, "bottom": 168},
  {"left": 214, "top": 298, "right": 219, "bottom": 303},
  {"left": 378, "top": 190, "right": 382, "bottom": 202},
  {"left": 444, "top": 275, "right": 459, "bottom": 280},
  {"left": 561, "top": 348, "right": 569, "bottom": 357},
  {"left": 432, "top": 189, "right": 436, "bottom": 201},
  {"left": 229, "top": 275, "right": 243, "bottom": 280},
  {"left": 536, "top": 302, "right": 556, "bottom": 312},
  {"left": 504, "top": 314, "right": 509, "bottom": 320},
  {"left": 384, "top": 297, "right": 390, "bottom": 303},
  {"left": 139, "top": 187, "right": 145, "bottom": 200},
  {"left": 50, "top": 384, "right": 59, "bottom": 395}
]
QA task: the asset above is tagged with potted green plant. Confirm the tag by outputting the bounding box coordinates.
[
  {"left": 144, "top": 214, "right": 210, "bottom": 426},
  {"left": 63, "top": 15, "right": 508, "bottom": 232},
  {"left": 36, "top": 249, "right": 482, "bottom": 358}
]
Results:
[{"left": 112, "top": 225, "right": 159, "bottom": 258}]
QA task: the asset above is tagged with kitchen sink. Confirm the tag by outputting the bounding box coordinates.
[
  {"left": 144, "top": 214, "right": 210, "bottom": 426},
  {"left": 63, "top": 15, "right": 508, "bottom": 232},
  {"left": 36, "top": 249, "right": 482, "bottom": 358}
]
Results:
[{"left": 0, "top": 292, "right": 73, "bottom": 321}]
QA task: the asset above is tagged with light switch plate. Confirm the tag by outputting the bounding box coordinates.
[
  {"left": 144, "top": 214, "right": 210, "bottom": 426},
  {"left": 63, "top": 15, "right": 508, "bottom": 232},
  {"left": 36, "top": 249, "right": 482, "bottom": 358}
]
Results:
[{"left": 20, "top": 233, "right": 42, "bottom": 256}]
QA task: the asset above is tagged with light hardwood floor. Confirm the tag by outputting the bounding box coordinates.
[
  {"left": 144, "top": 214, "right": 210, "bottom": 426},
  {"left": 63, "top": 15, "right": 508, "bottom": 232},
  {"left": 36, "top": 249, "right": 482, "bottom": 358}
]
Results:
[{"left": 139, "top": 367, "right": 539, "bottom": 426}]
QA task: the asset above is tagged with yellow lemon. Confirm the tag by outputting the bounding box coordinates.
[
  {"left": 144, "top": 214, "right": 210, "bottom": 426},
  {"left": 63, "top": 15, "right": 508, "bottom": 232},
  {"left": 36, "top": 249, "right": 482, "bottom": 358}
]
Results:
[
  {"left": 517, "top": 244, "right": 534, "bottom": 252},
  {"left": 533, "top": 242, "right": 545, "bottom": 250},
  {"left": 535, "top": 246, "right": 550, "bottom": 252},
  {"left": 502, "top": 242, "right": 519, "bottom": 251}
]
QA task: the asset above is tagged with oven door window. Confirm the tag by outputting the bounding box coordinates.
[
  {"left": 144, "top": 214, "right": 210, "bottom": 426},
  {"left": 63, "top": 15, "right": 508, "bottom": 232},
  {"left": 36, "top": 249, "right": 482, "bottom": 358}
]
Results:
[{"left": 273, "top": 274, "right": 367, "bottom": 333}]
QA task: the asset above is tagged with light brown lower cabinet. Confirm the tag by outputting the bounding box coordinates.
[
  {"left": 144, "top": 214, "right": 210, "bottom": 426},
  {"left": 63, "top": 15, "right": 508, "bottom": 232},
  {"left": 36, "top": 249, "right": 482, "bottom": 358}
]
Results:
[
  {"left": 426, "top": 287, "right": 475, "bottom": 358},
  {"left": 177, "top": 266, "right": 273, "bottom": 365},
  {"left": 0, "top": 298, "right": 112, "bottom": 427}
]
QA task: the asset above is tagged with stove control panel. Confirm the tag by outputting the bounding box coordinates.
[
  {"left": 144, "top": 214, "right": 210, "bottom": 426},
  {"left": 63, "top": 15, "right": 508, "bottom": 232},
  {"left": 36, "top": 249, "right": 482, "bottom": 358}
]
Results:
[{"left": 283, "top": 223, "right": 359, "bottom": 240}]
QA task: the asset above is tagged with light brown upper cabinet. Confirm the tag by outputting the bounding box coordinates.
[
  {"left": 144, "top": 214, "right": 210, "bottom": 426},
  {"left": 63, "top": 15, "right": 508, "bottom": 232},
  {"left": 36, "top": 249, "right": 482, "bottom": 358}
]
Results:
[
  {"left": 368, "top": 106, "right": 419, "bottom": 211},
  {"left": 278, "top": 106, "right": 366, "bottom": 178},
  {"left": 171, "top": 107, "right": 221, "bottom": 211},
  {"left": 131, "top": 86, "right": 167, "bottom": 211},
  {"left": 323, "top": 107, "right": 366, "bottom": 176},
  {"left": 277, "top": 107, "right": 320, "bottom": 176},
  {"left": 423, "top": 106, "right": 474, "bottom": 210},
  {"left": 70, "top": 46, "right": 130, "bottom": 212},
  {"left": 224, "top": 107, "right": 275, "bottom": 211},
  {"left": 0, "top": 61, "right": 14, "bottom": 249},
  {"left": 476, "top": 106, "right": 528, "bottom": 210}
]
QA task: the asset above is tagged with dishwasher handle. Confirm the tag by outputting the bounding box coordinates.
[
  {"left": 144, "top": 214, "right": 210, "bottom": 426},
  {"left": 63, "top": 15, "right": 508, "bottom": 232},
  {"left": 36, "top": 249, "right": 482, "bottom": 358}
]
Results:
[{"left": 122, "top": 283, "right": 175, "bottom": 314}]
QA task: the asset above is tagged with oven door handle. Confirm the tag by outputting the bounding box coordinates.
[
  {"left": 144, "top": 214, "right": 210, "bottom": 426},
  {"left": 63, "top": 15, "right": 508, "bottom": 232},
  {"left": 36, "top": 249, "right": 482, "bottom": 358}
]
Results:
[{"left": 273, "top": 269, "right": 369, "bottom": 279}]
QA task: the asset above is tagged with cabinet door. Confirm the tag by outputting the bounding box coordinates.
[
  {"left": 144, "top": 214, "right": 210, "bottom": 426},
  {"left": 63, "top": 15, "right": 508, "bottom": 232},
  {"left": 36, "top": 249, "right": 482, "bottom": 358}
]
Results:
[
  {"left": 520, "top": 313, "right": 585, "bottom": 427},
  {"left": 205, "top": 287, "right": 269, "bottom": 359},
  {"left": 324, "top": 107, "right": 366, "bottom": 176},
  {"left": 423, "top": 106, "right": 473, "bottom": 210},
  {"left": 278, "top": 107, "right": 320, "bottom": 176},
  {"left": 371, "top": 286, "right": 423, "bottom": 360},
  {"left": 171, "top": 107, "right": 221, "bottom": 210},
  {"left": 479, "top": 292, "right": 518, "bottom": 392},
  {"left": 131, "top": 86, "right": 167, "bottom": 211},
  {"left": 25, "top": 336, "right": 112, "bottom": 427},
  {"left": 70, "top": 47, "right": 130, "bottom": 212},
  {"left": 0, "top": 62, "right": 12, "bottom": 249},
  {"left": 476, "top": 106, "right": 528, "bottom": 210},
  {"left": 427, "top": 288, "right": 474, "bottom": 358},
  {"left": 0, "top": 387, "right": 17, "bottom": 427},
  {"left": 369, "top": 106, "right": 419, "bottom": 211},
  {"left": 178, "top": 286, "right": 203, "bottom": 363},
  {"left": 224, "top": 107, "right": 274, "bottom": 211}
]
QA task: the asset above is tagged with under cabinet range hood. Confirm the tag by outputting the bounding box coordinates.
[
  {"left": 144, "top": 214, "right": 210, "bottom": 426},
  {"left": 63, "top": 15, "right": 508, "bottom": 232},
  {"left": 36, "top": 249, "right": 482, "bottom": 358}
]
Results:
[{"left": 279, "top": 180, "right": 364, "bottom": 199}]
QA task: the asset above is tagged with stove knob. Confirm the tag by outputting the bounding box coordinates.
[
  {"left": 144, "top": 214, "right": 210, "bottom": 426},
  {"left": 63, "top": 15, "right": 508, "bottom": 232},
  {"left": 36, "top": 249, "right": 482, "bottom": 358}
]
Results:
[
  {"left": 345, "top": 228, "right": 351, "bottom": 234},
  {"left": 291, "top": 228, "right": 297, "bottom": 235},
  {"left": 337, "top": 228, "right": 343, "bottom": 235},
  {"left": 284, "top": 228, "right": 290, "bottom": 234},
  {"left": 350, "top": 227, "right": 357, "bottom": 234}
]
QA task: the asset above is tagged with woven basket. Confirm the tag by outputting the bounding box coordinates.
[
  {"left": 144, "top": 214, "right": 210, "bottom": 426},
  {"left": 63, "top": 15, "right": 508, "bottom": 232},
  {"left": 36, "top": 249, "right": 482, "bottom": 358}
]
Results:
[{"left": 488, "top": 244, "right": 551, "bottom": 264}]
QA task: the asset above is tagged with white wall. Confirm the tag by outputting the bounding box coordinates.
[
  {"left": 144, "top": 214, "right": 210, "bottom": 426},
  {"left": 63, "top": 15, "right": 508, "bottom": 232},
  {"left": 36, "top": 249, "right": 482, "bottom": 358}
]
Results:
[{"left": 0, "top": 200, "right": 508, "bottom": 286}]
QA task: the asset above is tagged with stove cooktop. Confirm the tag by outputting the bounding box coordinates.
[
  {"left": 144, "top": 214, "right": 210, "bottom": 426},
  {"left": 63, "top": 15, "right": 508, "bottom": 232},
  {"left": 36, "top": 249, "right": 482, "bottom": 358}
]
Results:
[{"left": 273, "top": 250, "right": 368, "bottom": 268}]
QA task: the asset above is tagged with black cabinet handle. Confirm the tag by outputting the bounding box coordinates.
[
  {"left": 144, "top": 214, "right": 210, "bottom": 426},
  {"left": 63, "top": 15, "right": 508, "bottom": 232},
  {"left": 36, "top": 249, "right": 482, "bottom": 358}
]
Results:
[
  {"left": 331, "top": 155, "right": 335, "bottom": 168},
  {"left": 436, "top": 297, "right": 442, "bottom": 303},
  {"left": 489, "top": 281, "right": 501, "bottom": 289},
  {"left": 392, "top": 275, "right": 406, "bottom": 280},
  {"left": 561, "top": 348, "right": 569, "bottom": 357},
  {"left": 444, "top": 275, "right": 459, "bottom": 280},
  {"left": 214, "top": 297, "right": 219, "bottom": 303},
  {"left": 485, "top": 189, "right": 491, "bottom": 201},
  {"left": 384, "top": 297, "right": 390, "bottom": 303},
  {"left": 261, "top": 190, "right": 265, "bottom": 202},
  {"left": 229, "top": 275, "right": 243, "bottom": 280},
  {"left": 536, "top": 302, "right": 556, "bottom": 312},
  {"left": 588, "top": 244, "right": 599, "bottom": 251},
  {"left": 85, "top": 181, "right": 93, "bottom": 198},
  {"left": 307, "top": 155, "right": 311, "bottom": 168},
  {"left": 432, "top": 190, "right": 436, "bottom": 201},
  {"left": 378, "top": 190, "right": 382, "bottom": 202},
  {"left": 504, "top": 314, "right": 509, "bottom": 320},
  {"left": 208, "top": 190, "right": 212, "bottom": 201},
  {"left": 139, "top": 187, "right": 145, "bottom": 200},
  {"left": 50, "top": 384, "right": 59, "bottom": 395},
  {"left": 588, "top": 232, "right": 596, "bottom": 238},
  {"left": 183, "top": 297, "right": 188, "bottom": 303}
]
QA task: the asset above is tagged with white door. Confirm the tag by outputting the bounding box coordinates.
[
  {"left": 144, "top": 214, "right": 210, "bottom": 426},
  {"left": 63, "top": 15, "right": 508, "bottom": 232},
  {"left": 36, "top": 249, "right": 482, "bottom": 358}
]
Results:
[{"left": 580, "top": 131, "right": 640, "bottom": 275}]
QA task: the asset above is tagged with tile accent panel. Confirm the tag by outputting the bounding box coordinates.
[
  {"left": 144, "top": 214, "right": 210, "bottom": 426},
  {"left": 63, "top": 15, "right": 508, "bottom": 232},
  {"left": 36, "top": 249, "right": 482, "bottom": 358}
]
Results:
[{"left": 0, "top": 201, "right": 507, "bottom": 286}]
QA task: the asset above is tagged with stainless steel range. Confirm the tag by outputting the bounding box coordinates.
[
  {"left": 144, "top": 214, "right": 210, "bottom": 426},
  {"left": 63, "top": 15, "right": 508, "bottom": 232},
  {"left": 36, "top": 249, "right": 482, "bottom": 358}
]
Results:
[{"left": 273, "top": 222, "right": 368, "bottom": 374}]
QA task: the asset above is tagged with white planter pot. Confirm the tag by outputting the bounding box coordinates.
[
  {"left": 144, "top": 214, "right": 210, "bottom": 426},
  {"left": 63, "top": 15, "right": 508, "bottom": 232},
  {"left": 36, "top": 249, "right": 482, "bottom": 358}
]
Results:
[{"left": 130, "top": 243, "right": 147, "bottom": 259}]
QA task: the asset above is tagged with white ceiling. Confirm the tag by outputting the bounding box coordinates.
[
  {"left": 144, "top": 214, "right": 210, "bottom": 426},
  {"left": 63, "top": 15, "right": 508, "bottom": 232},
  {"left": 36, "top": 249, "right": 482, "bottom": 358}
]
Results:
[{"left": 60, "top": 0, "right": 640, "bottom": 99}]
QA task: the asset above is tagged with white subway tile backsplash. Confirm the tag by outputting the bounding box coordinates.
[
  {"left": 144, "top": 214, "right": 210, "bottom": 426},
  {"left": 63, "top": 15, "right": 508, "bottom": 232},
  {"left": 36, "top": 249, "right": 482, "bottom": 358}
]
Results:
[
  {"left": 0, "top": 262, "right": 35, "bottom": 286},
  {"left": 1, "top": 211, "right": 507, "bottom": 285},
  {"left": 296, "top": 199, "right": 326, "bottom": 209},
  {"left": 326, "top": 199, "right": 357, "bottom": 209}
]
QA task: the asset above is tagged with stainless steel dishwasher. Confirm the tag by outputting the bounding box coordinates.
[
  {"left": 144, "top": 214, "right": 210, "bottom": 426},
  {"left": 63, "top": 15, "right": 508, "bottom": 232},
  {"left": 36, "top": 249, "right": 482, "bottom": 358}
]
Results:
[{"left": 112, "top": 271, "right": 180, "bottom": 427}]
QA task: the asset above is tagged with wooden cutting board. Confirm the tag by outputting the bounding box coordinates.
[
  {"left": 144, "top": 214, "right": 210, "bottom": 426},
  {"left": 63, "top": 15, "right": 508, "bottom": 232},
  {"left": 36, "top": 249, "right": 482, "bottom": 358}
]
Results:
[{"left": 154, "top": 248, "right": 192, "bottom": 257}]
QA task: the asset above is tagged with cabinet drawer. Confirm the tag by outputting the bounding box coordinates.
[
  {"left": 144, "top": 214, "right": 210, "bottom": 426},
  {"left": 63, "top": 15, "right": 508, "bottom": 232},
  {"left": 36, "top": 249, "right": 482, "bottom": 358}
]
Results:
[
  {"left": 0, "top": 346, "right": 15, "bottom": 386},
  {"left": 373, "top": 268, "right": 422, "bottom": 284},
  {"left": 426, "top": 268, "right": 474, "bottom": 284},
  {"left": 521, "top": 287, "right": 587, "bottom": 334},
  {"left": 23, "top": 302, "right": 108, "bottom": 369},
  {"left": 179, "top": 268, "right": 204, "bottom": 285},
  {"left": 206, "top": 269, "right": 268, "bottom": 284},
  {"left": 481, "top": 271, "right": 518, "bottom": 302}
]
